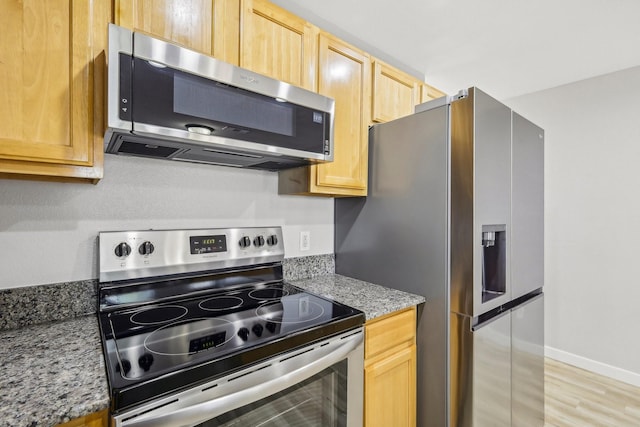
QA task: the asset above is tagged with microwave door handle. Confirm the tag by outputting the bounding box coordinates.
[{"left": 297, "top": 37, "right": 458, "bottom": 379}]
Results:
[{"left": 122, "top": 332, "right": 363, "bottom": 427}]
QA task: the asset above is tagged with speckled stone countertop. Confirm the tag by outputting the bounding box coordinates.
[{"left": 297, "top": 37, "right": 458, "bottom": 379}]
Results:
[
  {"left": 0, "top": 269, "right": 423, "bottom": 426},
  {"left": 290, "top": 274, "right": 425, "bottom": 321},
  {"left": 0, "top": 315, "right": 109, "bottom": 427}
]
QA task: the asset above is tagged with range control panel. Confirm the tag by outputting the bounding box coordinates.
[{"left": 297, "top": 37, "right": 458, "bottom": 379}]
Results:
[{"left": 99, "top": 227, "right": 284, "bottom": 282}]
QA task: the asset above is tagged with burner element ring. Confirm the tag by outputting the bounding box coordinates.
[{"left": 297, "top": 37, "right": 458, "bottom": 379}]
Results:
[
  {"left": 255, "top": 300, "right": 325, "bottom": 324},
  {"left": 199, "top": 295, "right": 244, "bottom": 311},
  {"left": 248, "top": 286, "right": 289, "bottom": 301},
  {"left": 130, "top": 305, "right": 188, "bottom": 326}
]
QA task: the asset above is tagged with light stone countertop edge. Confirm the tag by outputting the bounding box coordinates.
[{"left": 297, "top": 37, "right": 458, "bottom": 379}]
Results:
[
  {"left": 290, "top": 273, "right": 426, "bottom": 321},
  {"left": 0, "top": 315, "right": 109, "bottom": 427}
]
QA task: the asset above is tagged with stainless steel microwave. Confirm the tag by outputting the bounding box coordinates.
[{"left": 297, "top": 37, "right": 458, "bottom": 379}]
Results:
[{"left": 104, "top": 24, "right": 335, "bottom": 171}]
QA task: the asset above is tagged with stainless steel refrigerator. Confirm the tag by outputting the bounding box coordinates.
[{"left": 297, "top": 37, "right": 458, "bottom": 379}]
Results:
[{"left": 335, "top": 87, "right": 544, "bottom": 427}]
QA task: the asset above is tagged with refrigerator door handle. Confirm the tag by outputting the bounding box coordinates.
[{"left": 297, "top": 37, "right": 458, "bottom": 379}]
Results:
[
  {"left": 472, "top": 291, "right": 543, "bottom": 331},
  {"left": 472, "top": 306, "right": 511, "bottom": 331}
]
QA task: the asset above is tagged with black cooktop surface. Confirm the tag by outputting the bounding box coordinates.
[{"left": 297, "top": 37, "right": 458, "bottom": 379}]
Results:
[{"left": 99, "top": 281, "right": 364, "bottom": 412}]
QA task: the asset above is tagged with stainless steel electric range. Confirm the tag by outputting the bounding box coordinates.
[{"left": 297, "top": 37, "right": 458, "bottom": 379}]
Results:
[{"left": 98, "top": 227, "right": 365, "bottom": 427}]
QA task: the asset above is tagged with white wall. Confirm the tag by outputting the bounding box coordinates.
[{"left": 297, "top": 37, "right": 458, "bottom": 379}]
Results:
[
  {"left": 0, "top": 155, "right": 334, "bottom": 289},
  {"left": 507, "top": 65, "right": 640, "bottom": 385}
]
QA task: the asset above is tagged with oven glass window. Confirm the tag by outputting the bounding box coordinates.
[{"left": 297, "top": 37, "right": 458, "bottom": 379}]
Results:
[{"left": 196, "top": 360, "right": 348, "bottom": 427}]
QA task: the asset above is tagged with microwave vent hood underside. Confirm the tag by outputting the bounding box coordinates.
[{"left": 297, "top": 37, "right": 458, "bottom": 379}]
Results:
[{"left": 106, "top": 132, "right": 314, "bottom": 171}]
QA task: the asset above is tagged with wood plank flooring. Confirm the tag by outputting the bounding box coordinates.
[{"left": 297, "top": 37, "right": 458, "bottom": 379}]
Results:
[{"left": 544, "top": 358, "right": 640, "bottom": 426}]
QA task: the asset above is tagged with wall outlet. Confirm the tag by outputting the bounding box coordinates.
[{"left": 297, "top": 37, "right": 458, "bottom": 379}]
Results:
[{"left": 299, "top": 231, "right": 311, "bottom": 251}]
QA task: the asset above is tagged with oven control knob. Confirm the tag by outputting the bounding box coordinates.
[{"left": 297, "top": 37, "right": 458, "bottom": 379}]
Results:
[
  {"left": 116, "top": 359, "right": 131, "bottom": 375},
  {"left": 265, "top": 321, "right": 277, "bottom": 333},
  {"left": 253, "top": 236, "right": 265, "bottom": 247},
  {"left": 238, "top": 327, "right": 250, "bottom": 341},
  {"left": 266, "top": 235, "right": 278, "bottom": 246},
  {"left": 138, "top": 353, "right": 154, "bottom": 371},
  {"left": 138, "top": 241, "right": 155, "bottom": 256},
  {"left": 252, "top": 324, "right": 264, "bottom": 337},
  {"left": 114, "top": 242, "right": 131, "bottom": 258},
  {"left": 239, "top": 236, "right": 251, "bottom": 249}
]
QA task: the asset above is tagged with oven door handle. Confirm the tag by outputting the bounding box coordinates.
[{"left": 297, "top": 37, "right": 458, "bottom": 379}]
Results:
[{"left": 121, "top": 330, "right": 363, "bottom": 427}]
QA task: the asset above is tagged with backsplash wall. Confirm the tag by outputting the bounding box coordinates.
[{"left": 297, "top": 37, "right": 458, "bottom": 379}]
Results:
[
  {"left": 0, "top": 155, "right": 334, "bottom": 289},
  {"left": 0, "top": 255, "right": 335, "bottom": 331}
]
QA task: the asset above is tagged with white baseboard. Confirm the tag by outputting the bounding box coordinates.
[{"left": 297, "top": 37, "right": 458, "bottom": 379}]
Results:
[{"left": 545, "top": 346, "right": 640, "bottom": 388}]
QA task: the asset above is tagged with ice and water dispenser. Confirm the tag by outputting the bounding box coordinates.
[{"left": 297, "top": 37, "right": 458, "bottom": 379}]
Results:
[{"left": 481, "top": 224, "right": 506, "bottom": 303}]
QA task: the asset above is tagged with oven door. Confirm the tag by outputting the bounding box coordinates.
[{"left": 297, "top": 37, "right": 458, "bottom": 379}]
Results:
[{"left": 113, "top": 328, "right": 364, "bottom": 427}]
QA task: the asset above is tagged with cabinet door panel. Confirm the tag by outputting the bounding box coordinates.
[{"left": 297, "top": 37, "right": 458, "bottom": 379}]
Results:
[
  {"left": 365, "top": 344, "right": 417, "bottom": 427},
  {"left": 365, "top": 308, "right": 415, "bottom": 359},
  {"left": 420, "top": 83, "right": 446, "bottom": 104},
  {"left": 0, "top": 0, "right": 105, "bottom": 181},
  {"left": 313, "top": 34, "right": 370, "bottom": 193},
  {"left": 372, "top": 59, "right": 419, "bottom": 123},
  {"left": 240, "top": 0, "right": 316, "bottom": 90},
  {"left": 1, "top": 1, "right": 71, "bottom": 148},
  {"left": 116, "top": 0, "right": 213, "bottom": 54},
  {"left": 212, "top": 0, "right": 240, "bottom": 64},
  {"left": 56, "top": 409, "right": 109, "bottom": 427}
]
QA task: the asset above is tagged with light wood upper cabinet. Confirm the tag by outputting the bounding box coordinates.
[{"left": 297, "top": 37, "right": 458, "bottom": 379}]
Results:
[
  {"left": 0, "top": 0, "right": 108, "bottom": 183},
  {"left": 314, "top": 34, "right": 370, "bottom": 195},
  {"left": 240, "top": 0, "right": 317, "bottom": 90},
  {"left": 371, "top": 58, "right": 420, "bottom": 123},
  {"left": 364, "top": 307, "right": 417, "bottom": 427},
  {"left": 115, "top": 0, "right": 214, "bottom": 54},
  {"left": 279, "top": 33, "right": 371, "bottom": 197},
  {"left": 420, "top": 83, "right": 446, "bottom": 104},
  {"left": 212, "top": 0, "right": 240, "bottom": 64}
]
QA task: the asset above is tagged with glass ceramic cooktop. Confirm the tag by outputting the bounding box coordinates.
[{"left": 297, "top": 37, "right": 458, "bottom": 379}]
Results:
[{"left": 100, "top": 281, "right": 363, "bottom": 409}]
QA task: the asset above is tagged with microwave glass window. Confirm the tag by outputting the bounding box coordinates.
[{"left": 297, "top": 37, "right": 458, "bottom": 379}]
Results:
[
  {"left": 131, "top": 57, "right": 327, "bottom": 154},
  {"left": 174, "top": 74, "right": 294, "bottom": 137}
]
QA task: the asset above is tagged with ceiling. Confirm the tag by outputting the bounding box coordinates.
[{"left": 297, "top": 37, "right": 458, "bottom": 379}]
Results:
[{"left": 269, "top": 0, "right": 640, "bottom": 100}]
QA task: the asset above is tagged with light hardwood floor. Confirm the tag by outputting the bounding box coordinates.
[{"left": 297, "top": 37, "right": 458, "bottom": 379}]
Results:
[{"left": 544, "top": 358, "right": 640, "bottom": 426}]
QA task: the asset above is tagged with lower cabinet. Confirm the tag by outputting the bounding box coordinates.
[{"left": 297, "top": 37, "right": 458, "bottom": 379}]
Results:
[
  {"left": 364, "top": 307, "right": 417, "bottom": 427},
  {"left": 56, "top": 409, "right": 109, "bottom": 427}
]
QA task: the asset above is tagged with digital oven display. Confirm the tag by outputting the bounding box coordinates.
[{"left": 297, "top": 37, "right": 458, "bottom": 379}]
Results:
[
  {"left": 189, "top": 235, "right": 227, "bottom": 254},
  {"left": 189, "top": 331, "right": 227, "bottom": 353}
]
